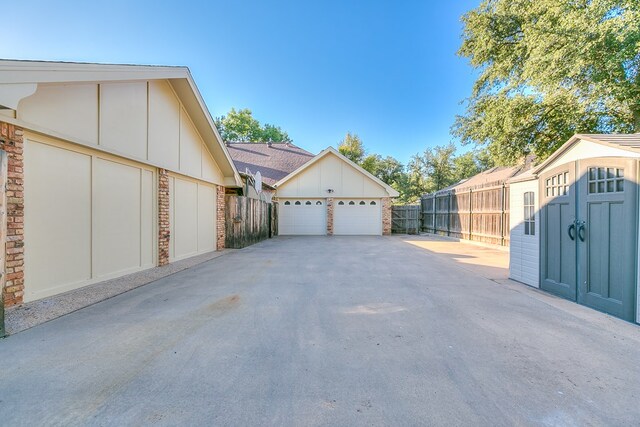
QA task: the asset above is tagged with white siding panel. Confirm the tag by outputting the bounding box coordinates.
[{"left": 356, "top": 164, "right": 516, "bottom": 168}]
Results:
[
  {"left": 93, "top": 158, "right": 142, "bottom": 277},
  {"left": 19, "top": 83, "right": 99, "bottom": 145},
  {"left": 197, "top": 184, "right": 216, "bottom": 252},
  {"left": 509, "top": 180, "right": 540, "bottom": 287},
  {"left": 202, "top": 146, "right": 224, "bottom": 184},
  {"left": 24, "top": 140, "right": 92, "bottom": 301},
  {"left": 148, "top": 80, "right": 180, "bottom": 170},
  {"left": 179, "top": 108, "right": 202, "bottom": 177},
  {"left": 141, "top": 170, "right": 154, "bottom": 267},
  {"left": 173, "top": 177, "right": 199, "bottom": 260},
  {"left": 99, "top": 82, "right": 147, "bottom": 159}
]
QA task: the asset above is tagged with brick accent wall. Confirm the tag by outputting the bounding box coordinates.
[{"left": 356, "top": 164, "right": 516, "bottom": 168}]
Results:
[
  {"left": 216, "top": 185, "right": 225, "bottom": 250},
  {"left": 382, "top": 197, "right": 392, "bottom": 236},
  {"left": 1, "top": 122, "right": 24, "bottom": 307},
  {"left": 158, "top": 169, "right": 170, "bottom": 266},
  {"left": 326, "top": 198, "right": 334, "bottom": 235}
]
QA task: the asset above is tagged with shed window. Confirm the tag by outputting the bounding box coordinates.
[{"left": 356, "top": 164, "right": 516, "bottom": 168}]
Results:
[
  {"left": 524, "top": 192, "right": 535, "bottom": 236},
  {"left": 545, "top": 172, "right": 568, "bottom": 197},
  {"left": 588, "top": 167, "right": 624, "bottom": 194}
]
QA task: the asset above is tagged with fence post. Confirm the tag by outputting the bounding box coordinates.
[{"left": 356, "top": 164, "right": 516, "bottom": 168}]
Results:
[
  {"left": 500, "top": 183, "right": 506, "bottom": 246},
  {"left": 447, "top": 192, "right": 451, "bottom": 236},
  {"left": 468, "top": 188, "right": 473, "bottom": 241}
]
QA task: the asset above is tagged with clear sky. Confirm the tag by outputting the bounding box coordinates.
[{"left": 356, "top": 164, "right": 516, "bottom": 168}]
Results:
[{"left": 2, "top": 0, "right": 480, "bottom": 164}]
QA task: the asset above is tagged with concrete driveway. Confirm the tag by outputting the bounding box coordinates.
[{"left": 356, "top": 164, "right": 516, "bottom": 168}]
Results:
[{"left": 1, "top": 235, "right": 639, "bottom": 426}]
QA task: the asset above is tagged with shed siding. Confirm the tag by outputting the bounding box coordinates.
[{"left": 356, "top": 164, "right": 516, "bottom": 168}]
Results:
[
  {"left": 545, "top": 139, "right": 640, "bottom": 171},
  {"left": 17, "top": 80, "right": 224, "bottom": 184},
  {"left": 277, "top": 152, "right": 388, "bottom": 198},
  {"left": 509, "top": 179, "right": 540, "bottom": 287}
]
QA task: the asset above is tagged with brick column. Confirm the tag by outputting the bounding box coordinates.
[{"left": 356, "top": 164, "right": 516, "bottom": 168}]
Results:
[
  {"left": 1, "top": 122, "right": 24, "bottom": 307},
  {"left": 216, "top": 185, "right": 225, "bottom": 250},
  {"left": 382, "top": 197, "right": 392, "bottom": 236},
  {"left": 326, "top": 198, "right": 334, "bottom": 236},
  {"left": 158, "top": 169, "right": 170, "bottom": 266}
]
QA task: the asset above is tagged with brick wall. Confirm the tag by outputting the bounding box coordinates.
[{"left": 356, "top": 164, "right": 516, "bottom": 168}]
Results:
[
  {"left": 382, "top": 197, "right": 392, "bottom": 236},
  {"left": 216, "top": 185, "right": 225, "bottom": 250},
  {"left": 1, "top": 122, "right": 24, "bottom": 307},
  {"left": 158, "top": 169, "right": 170, "bottom": 266},
  {"left": 326, "top": 198, "right": 334, "bottom": 235}
]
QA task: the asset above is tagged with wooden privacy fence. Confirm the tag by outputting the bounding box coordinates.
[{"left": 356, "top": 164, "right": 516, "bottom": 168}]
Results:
[
  {"left": 391, "top": 205, "right": 421, "bottom": 234},
  {"left": 421, "top": 183, "right": 510, "bottom": 246},
  {"left": 225, "top": 196, "right": 277, "bottom": 249}
]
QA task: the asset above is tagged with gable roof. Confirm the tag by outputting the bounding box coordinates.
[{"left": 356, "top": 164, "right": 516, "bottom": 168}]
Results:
[
  {"left": 533, "top": 133, "right": 640, "bottom": 175},
  {"left": 226, "top": 142, "right": 315, "bottom": 186},
  {"left": 442, "top": 165, "right": 523, "bottom": 193},
  {"left": 275, "top": 146, "right": 400, "bottom": 197},
  {"left": 0, "top": 59, "right": 242, "bottom": 186}
]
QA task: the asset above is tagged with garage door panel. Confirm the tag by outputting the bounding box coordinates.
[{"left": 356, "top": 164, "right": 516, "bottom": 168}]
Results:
[
  {"left": 141, "top": 170, "right": 154, "bottom": 268},
  {"left": 334, "top": 199, "right": 381, "bottom": 235},
  {"left": 173, "top": 178, "right": 199, "bottom": 259},
  {"left": 25, "top": 141, "right": 93, "bottom": 301},
  {"left": 197, "top": 184, "right": 216, "bottom": 252},
  {"left": 94, "top": 158, "right": 143, "bottom": 277},
  {"left": 279, "top": 199, "right": 326, "bottom": 235}
]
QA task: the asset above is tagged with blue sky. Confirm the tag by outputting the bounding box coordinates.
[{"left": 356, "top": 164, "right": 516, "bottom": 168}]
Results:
[{"left": 1, "top": 0, "right": 480, "bottom": 164}]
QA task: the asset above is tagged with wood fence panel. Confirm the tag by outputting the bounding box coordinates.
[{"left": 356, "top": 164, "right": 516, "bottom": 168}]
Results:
[
  {"left": 421, "top": 183, "right": 510, "bottom": 246},
  {"left": 225, "top": 195, "right": 275, "bottom": 249},
  {"left": 391, "top": 205, "right": 421, "bottom": 234}
]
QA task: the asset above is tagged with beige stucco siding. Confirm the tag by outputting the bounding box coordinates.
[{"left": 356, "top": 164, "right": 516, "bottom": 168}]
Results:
[
  {"left": 24, "top": 134, "right": 156, "bottom": 302},
  {"left": 17, "top": 79, "right": 225, "bottom": 185},
  {"left": 277, "top": 152, "right": 388, "bottom": 198}
]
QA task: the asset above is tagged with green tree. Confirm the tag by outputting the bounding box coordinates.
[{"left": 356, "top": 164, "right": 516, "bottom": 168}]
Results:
[
  {"left": 214, "top": 108, "right": 292, "bottom": 142},
  {"left": 453, "top": 151, "right": 481, "bottom": 183},
  {"left": 412, "top": 144, "right": 458, "bottom": 192},
  {"left": 338, "top": 132, "right": 366, "bottom": 164},
  {"left": 454, "top": 0, "right": 640, "bottom": 163}
]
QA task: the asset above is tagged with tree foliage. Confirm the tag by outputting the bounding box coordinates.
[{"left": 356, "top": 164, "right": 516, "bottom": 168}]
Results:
[
  {"left": 215, "top": 108, "right": 292, "bottom": 143},
  {"left": 454, "top": 0, "right": 640, "bottom": 164},
  {"left": 337, "top": 132, "right": 366, "bottom": 164}
]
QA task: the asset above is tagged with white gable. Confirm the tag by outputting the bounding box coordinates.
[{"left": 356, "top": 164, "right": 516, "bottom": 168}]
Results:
[{"left": 277, "top": 151, "right": 391, "bottom": 198}]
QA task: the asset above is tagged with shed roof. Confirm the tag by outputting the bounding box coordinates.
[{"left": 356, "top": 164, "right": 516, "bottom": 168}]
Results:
[
  {"left": 439, "top": 165, "right": 523, "bottom": 193},
  {"left": 226, "top": 142, "right": 315, "bottom": 186}
]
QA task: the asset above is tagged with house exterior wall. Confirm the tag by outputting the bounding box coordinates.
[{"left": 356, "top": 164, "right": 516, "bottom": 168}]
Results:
[
  {"left": 17, "top": 80, "right": 226, "bottom": 185},
  {"left": 509, "top": 179, "right": 540, "bottom": 287},
  {"left": 276, "top": 152, "right": 389, "bottom": 199}
]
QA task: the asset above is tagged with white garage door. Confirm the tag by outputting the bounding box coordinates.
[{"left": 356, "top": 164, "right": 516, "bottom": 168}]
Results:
[
  {"left": 279, "top": 199, "right": 326, "bottom": 235},
  {"left": 169, "top": 175, "right": 217, "bottom": 261},
  {"left": 334, "top": 199, "right": 382, "bottom": 235},
  {"left": 24, "top": 137, "right": 155, "bottom": 302}
]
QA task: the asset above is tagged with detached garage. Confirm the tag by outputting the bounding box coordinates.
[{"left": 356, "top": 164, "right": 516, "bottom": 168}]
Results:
[
  {"left": 275, "top": 147, "right": 398, "bottom": 235},
  {"left": 0, "top": 60, "right": 241, "bottom": 306}
]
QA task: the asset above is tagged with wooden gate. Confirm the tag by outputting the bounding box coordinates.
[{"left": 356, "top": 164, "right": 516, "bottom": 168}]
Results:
[
  {"left": 225, "top": 196, "right": 276, "bottom": 249},
  {"left": 391, "top": 205, "right": 421, "bottom": 234}
]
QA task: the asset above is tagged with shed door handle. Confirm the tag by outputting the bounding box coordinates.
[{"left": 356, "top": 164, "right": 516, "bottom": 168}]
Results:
[
  {"left": 578, "top": 221, "right": 586, "bottom": 242},
  {"left": 567, "top": 223, "right": 576, "bottom": 241}
]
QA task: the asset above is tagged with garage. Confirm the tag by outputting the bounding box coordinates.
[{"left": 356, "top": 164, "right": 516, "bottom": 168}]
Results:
[
  {"left": 278, "top": 199, "right": 326, "bottom": 235},
  {"left": 169, "top": 175, "right": 217, "bottom": 261},
  {"left": 274, "top": 147, "right": 398, "bottom": 236},
  {"left": 24, "top": 136, "right": 156, "bottom": 302},
  {"left": 334, "top": 199, "right": 382, "bottom": 235}
]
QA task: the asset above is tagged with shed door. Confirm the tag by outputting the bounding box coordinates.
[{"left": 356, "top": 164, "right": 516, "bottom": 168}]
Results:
[
  {"left": 577, "top": 158, "right": 637, "bottom": 321},
  {"left": 279, "top": 199, "right": 326, "bottom": 235},
  {"left": 540, "top": 162, "right": 577, "bottom": 300},
  {"left": 334, "top": 199, "right": 382, "bottom": 235}
]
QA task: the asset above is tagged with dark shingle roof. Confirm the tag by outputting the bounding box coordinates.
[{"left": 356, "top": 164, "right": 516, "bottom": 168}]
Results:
[{"left": 226, "top": 142, "right": 315, "bottom": 186}]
